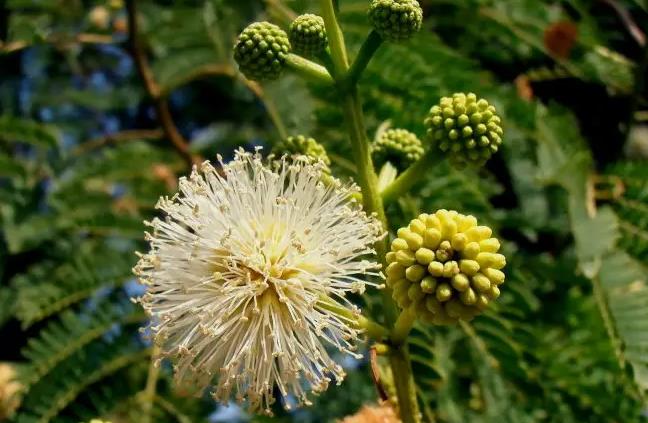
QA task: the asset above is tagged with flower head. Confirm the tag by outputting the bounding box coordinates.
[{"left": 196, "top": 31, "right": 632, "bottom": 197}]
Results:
[
  {"left": 372, "top": 128, "right": 424, "bottom": 170},
  {"left": 234, "top": 22, "right": 291, "bottom": 81},
  {"left": 289, "top": 14, "right": 328, "bottom": 57},
  {"left": 368, "top": 0, "right": 423, "bottom": 42},
  {"left": 385, "top": 210, "right": 505, "bottom": 325},
  {"left": 424, "top": 93, "right": 504, "bottom": 167},
  {"left": 133, "top": 150, "right": 384, "bottom": 414},
  {"left": 272, "top": 135, "right": 331, "bottom": 171}
]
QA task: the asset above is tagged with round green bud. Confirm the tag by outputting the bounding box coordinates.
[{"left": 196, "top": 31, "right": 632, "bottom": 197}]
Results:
[
  {"left": 372, "top": 128, "right": 424, "bottom": 170},
  {"left": 385, "top": 209, "right": 506, "bottom": 325},
  {"left": 368, "top": 0, "right": 423, "bottom": 42},
  {"left": 272, "top": 135, "right": 331, "bottom": 171},
  {"left": 424, "top": 93, "right": 504, "bottom": 167},
  {"left": 289, "top": 14, "right": 328, "bottom": 57},
  {"left": 234, "top": 21, "right": 291, "bottom": 81}
]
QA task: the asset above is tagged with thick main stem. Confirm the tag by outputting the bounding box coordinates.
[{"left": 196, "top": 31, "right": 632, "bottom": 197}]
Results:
[
  {"left": 340, "top": 88, "right": 398, "bottom": 327},
  {"left": 341, "top": 89, "right": 421, "bottom": 423},
  {"left": 341, "top": 90, "right": 388, "bottom": 233},
  {"left": 319, "top": 2, "right": 419, "bottom": 421},
  {"left": 388, "top": 346, "right": 421, "bottom": 423},
  {"left": 388, "top": 308, "right": 421, "bottom": 423}
]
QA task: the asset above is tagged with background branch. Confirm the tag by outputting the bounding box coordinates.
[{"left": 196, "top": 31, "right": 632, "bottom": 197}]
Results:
[
  {"left": 72, "top": 129, "right": 164, "bottom": 156},
  {"left": 125, "top": 0, "right": 197, "bottom": 167},
  {"left": 0, "top": 33, "right": 115, "bottom": 54}
]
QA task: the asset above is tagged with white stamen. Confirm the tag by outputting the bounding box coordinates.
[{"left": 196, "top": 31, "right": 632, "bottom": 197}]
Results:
[{"left": 133, "top": 150, "right": 384, "bottom": 414}]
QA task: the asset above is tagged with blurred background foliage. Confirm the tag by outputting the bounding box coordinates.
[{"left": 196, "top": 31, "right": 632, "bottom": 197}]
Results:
[{"left": 0, "top": 0, "right": 647, "bottom": 422}]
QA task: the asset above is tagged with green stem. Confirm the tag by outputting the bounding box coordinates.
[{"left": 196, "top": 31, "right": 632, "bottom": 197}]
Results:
[
  {"left": 285, "top": 53, "right": 334, "bottom": 85},
  {"left": 318, "top": 297, "right": 388, "bottom": 340},
  {"left": 338, "top": 89, "right": 397, "bottom": 327},
  {"left": 382, "top": 150, "right": 443, "bottom": 205},
  {"left": 391, "top": 307, "right": 417, "bottom": 345},
  {"left": 358, "top": 315, "right": 390, "bottom": 340},
  {"left": 141, "top": 344, "right": 161, "bottom": 423},
  {"left": 346, "top": 30, "right": 383, "bottom": 86},
  {"left": 388, "top": 345, "right": 421, "bottom": 423},
  {"left": 340, "top": 89, "right": 388, "bottom": 229},
  {"left": 319, "top": 49, "right": 338, "bottom": 79},
  {"left": 318, "top": 3, "right": 418, "bottom": 421},
  {"left": 339, "top": 40, "right": 421, "bottom": 423},
  {"left": 319, "top": 0, "right": 349, "bottom": 74}
]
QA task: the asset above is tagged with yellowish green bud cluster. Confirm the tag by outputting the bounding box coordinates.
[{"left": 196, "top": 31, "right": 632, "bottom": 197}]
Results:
[
  {"left": 385, "top": 210, "right": 506, "bottom": 325},
  {"left": 424, "top": 93, "right": 503, "bottom": 167},
  {"left": 289, "top": 14, "right": 328, "bottom": 57},
  {"left": 368, "top": 0, "right": 423, "bottom": 42},
  {"left": 233, "top": 22, "right": 291, "bottom": 81},
  {"left": 372, "top": 128, "right": 424, "bottom": 170},
  {"left": 272, "top": 135, "right": 331, "bottom": 170}
]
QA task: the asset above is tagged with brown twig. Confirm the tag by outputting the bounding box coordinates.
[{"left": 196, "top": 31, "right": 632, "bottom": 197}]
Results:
[
  {"left": 125, "top": 0, "right": 197, "bottom": 167},
  {"left": 601, "top": 0, "right": 646, "bottom": 47},
  {"left": 155, "top": 62, "right": 287, "bottom": 139},
  {"left": 586, "top": 173, "right": 626, "bottom": 217},
  {"left": 72, "top": 129, "right": 164, "bottom": 156},
  {"left": 0, "top": 33, "right": 115, "bottom": 54},
  {"left": 369, "top": 346, "right": 390, "bottom": 402}
]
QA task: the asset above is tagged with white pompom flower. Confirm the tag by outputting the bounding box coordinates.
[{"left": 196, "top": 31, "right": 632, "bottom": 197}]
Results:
[{"left": 133, "top": 149, "right": 384, "bottom": 414}]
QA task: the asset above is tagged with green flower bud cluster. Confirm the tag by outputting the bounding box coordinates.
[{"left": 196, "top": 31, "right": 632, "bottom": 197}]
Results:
[
  {"left": 289, "top": 14, "right": 328, "bottom": 57},
  {"left": 372, "top": 128, "right": 424, "bottom": 170},
  {"left": 272, "top": 135, "right": 331, "bottom": 169},
  {"left": 368, "top": 0, "right": 423, "bottom": 42},
  {"left": 233, "top": 22, "right": 291, "bottom": 81},
  {"left": 424, "top": 93, "right": 504, "bottom": 167},
  {"left": 385, "top": 209, "right": 506, "bottom": 325}
]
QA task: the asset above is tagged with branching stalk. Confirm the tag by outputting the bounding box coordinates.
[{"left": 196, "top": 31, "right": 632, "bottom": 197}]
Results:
[
  {"left": 318, "top": 2, "right": 420, "bottom": 421},
  {"left": 391, "top": 307, "right": 417, "bottom": 345},
  {"left": 382, "top": 150, "right": 443, "bottom": 204},
  {"left": 285, "top": 54, "right": 335, "bottom": 85},
  {"left": 125, "top": 0, "right": 198, "bottom": 167},
  {"left": 319, "top": 0, "right": 349, "bottom": 74},
  {"left": 388, "top": 345, "right": 421, "bottom": 423},
  {"left": 346, "top": 30, "right": 383, "bottom": 87}
]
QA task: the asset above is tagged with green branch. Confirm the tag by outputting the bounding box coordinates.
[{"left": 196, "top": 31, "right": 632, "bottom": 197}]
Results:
[
  {"left": 391, "top": 307, "right": 417, "bottom": 345},
  {"left": 388, "top": 346, "right": 421, "bottom": 423},
  {"left": 382, "top": 150, "right": 444, "bottom": 205},
  {"left": 140, "top": 344, "right": 162, "bottom": 423},
  {"left": 285, "top": 53, "right": 334, "bottom": 85},
  {"left": 318, "top": 296, "right": 388, "bottom": 340},
  {"left": 340, "top": 90, "right": 389, "bottom": 230},
  {"left": 346, "top": 30, "right": 383, "bottom": 86},
  {"left": 319, "top": 0, "right": 349, "bottom": 74},
  {"left": 317, "top": 2, "right": 420, "bottom": 421}
]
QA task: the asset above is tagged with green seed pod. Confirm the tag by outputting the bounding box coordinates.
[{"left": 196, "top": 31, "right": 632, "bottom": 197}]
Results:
[
  {"left": 372, "top": 128, "right": 424, "bottom": 170},
  {"left": 272, "top": 135, "right": 331, "bottom": 171},
  {"left": 289, "top": 14, "right": 328, "bottom": 57},
  {"left": 384, "top": 209, "right": 506, "bottom": 325},
  {"left": 424, "top": 93, "right": 504, "bottom": 167},
  {"left": 368, "top": 0, "right": 423, "bottom": 42},
  {"left": 234, "top": 22, "right": 291, "bottom": 81}
]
